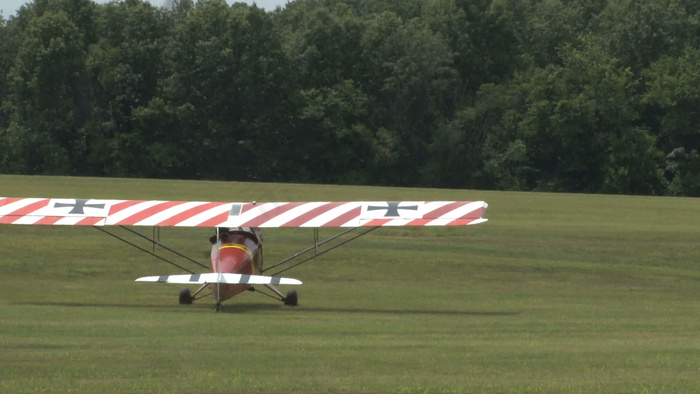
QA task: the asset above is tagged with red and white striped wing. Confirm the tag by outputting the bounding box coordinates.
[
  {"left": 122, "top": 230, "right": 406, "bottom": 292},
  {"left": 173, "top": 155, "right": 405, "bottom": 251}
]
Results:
[
  {"left": 0, "top": 197, "right": 114, "bottom": 226},
  {"left": 0, "top": 198, "right": 487, "bottom": 228}
]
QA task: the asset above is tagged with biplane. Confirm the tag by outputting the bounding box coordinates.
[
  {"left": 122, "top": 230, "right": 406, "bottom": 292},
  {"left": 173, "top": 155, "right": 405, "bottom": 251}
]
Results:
[{"left": 0, "top": 197, "right": 488, "bottom": 311}]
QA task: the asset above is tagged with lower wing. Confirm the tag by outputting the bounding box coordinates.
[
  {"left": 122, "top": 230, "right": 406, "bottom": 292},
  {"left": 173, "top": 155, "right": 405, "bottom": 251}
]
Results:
[{"left": 135, "top": 273, "right": 302, "bottom": 285}]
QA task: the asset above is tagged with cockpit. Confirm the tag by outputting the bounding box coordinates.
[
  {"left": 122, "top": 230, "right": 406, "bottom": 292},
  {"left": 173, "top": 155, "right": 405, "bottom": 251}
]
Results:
[{"left": 209, "top": 227, "right": 262, "bottom": 245}]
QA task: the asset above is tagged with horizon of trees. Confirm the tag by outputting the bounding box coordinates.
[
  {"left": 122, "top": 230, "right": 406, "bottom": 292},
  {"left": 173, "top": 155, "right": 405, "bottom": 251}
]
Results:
[{"left": 0, "top": 0, "right": 699, "bottom": 196}]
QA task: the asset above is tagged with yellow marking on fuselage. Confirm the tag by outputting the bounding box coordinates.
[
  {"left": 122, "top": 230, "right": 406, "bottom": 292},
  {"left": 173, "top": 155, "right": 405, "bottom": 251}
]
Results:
[{"left": 220, "top": 243, "right": 253, "bottom": 258}]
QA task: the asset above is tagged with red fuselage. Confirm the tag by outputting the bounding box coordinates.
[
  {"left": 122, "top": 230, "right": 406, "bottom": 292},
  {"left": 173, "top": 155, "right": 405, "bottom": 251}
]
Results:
[{"left": 210, "top": 231, "right": 263, "bottom": 302}]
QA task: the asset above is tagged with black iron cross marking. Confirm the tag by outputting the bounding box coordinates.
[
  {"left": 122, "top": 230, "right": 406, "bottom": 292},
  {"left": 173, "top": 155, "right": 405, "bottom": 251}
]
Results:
[
  {"left": 367, "top": 202, "right": 419, "bottom": 217},
  {"left": 53, "top": 199, "right": 106, "bottom": 215}
]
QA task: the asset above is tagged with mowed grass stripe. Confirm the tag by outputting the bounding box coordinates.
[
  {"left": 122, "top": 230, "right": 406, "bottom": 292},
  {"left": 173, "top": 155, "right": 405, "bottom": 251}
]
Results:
[{"left": 1, "top": 175, "right": 699, "bottom": 392}]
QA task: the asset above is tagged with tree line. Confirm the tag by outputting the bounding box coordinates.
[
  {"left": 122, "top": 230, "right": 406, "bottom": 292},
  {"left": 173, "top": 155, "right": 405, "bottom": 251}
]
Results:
[{"left": 1, "top": 0, "right": 699, "bottom": 196}]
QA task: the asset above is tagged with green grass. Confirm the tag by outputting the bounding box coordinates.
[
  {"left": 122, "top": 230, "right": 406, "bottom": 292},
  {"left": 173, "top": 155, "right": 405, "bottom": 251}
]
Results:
[{"left": 1, "top": 174, "right": 700, "bottom": 393}]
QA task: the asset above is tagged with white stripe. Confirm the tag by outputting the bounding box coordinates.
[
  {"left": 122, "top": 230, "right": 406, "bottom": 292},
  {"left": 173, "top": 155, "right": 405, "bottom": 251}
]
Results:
[
  {"left": 339, "top": 218, "right": 360, "bottom": 227},
  {"left": 424, "top": 218, "right": 461, "bottom": 226},
  {"left": 299, "top": 202, "right": 364, "bottom": 227},
  {"left": 257, "top": 202, "right": 329, "bottom": 227},
  {"left": 0, "top": 198, "right": 46, "bottom": 215},
  {"left": 12, "top": 216, "right": 97, "bottom": 225},
  {"left": 355, "top": 217, "right": 487, "bottom": 227},
  {"left": 175, "top": 203, "right": 233, "bottom": 227},
  {"left": 53, "top": 216, "right": 97, "bottom": 225},
  {"left": 105, "top": 200, "right": 165, "bottom": 225},
  {"left": 131, "top": 201, "right": 209, "bottom": 226},
  {"left": 357, "top": 218, "right": 424, "bottom": 226},
  {"left": 10, "top": 215, "right": 43, "bottom": 225},
  {"left": 423, "top": 217, "right": 487, "bottom": 226},
  {"left": 433, "top": 201, "right": 485, "bottom": 220},
  {"left": 420, "top": 201, "right": 453, "bottom": 214},
  {"left": 228, "top": 203, "right": 288, "bottom": 226}
]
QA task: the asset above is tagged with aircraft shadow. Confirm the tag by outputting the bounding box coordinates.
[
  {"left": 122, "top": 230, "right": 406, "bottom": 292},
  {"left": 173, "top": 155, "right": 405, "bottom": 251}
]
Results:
[
  {"left": 13, "top": 301, "right": 518, "bottom": 317},
  {"left": 220, "top": 302, "right": 520, "bottom": 316},
  {"left": 303, "top": 307, "right": 517, "bottom": 317},
  {"left": 12, "top": 301, "right": 202, "bottom": 311}
]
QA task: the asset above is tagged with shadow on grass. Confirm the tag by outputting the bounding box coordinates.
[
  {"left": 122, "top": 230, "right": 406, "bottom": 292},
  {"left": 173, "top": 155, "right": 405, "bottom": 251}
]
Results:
[
  {"left": 13, "top": 301, "right": 519, "bottom": 317},
  {"left": 12, "top": 301, "right": 203, "bottom": 311},
  {"left": 224, "top": 303, "right": 519, "bottom": 317}
]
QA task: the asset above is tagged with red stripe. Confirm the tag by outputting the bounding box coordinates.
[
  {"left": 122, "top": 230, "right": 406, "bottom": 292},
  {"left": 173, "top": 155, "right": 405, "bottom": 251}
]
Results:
[
  {"left": 156, "top": 202, "right": 228, "bottom": 226},
  {"left": 0, "top": 215, "right": 106, "bottom": 226},
  {"left": 459, "top": 207, "right": 485, "bottom": 219},
  {"left": 77, "top": 217, "right": 105, "bottom": 226},
  {"left": 362, "top": 219, "right": 392, "bottom": 227},
  {"left": 238, "top": 203, "right": 305, "bottom": 227},
  {"left": 197, "top": 211, "right": 230, "bottom": 227},
  {"left": 448, "top": 218, "right": 480, "bottom": 226},
  {"left": 404, "top": 218, "right": 482, "bottom": 226},
  {"left": 34, "top": 216, "right": 64, "bottom": 225},
  {"left": 0, "top": 216, "right": 20, "bottom": 224},
  {"left": 4, "top": 199, "right": 50, "bottom": 216},
  {"left": 421, "top": 201, "right": 464, "bottom": 219},
  {"left": 113, "top": 201, "right": 184, "bottom": 225},
  {"left": 281, "top": 202, "right": 344, "bottom": 227},
  {"left": 323, "top": 206, "right": 362, "bottom": 227},
  {"left": 406, "top": 218, "right": 431, "bottom": 226},
  {"left": 0, "top": 197, "right": 24, "bottom": 207},
  {"left": 108, "top": 200, "right": 145, "bottom": 215}
]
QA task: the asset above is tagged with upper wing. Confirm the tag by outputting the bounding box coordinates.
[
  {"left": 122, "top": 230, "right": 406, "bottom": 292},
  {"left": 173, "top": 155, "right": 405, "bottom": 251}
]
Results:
[{"left": 0, "top": 197, "right": 487, "bottom": 228}]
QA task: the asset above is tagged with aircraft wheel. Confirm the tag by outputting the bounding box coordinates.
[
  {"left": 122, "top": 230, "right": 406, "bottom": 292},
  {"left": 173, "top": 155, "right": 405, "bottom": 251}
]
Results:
[
  {"left": 179, "top": 288, "right": 193, "bottom": 305},
  {"left": 284, "top": 289, "right": 298, "bottom": 306}
]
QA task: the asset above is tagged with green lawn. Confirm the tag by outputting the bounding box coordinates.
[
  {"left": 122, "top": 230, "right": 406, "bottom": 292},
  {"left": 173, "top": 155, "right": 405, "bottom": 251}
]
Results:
[{"left": 1, "top": 174, "right": 699, "bottom": 393}]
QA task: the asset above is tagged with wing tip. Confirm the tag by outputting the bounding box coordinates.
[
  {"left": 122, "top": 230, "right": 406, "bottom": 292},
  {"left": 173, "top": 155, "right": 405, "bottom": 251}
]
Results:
[{"left": 135, "top": 276, "right": 160, "bottom": 282}]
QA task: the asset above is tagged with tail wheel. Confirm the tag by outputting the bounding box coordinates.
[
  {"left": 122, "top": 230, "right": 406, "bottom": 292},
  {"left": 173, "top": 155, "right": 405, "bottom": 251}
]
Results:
[
  {"left": 179, "top": 288, "right": 193, "bottom": 304},
  {"left": 284, "top": 289, "right": 298, "bottom": 306}
]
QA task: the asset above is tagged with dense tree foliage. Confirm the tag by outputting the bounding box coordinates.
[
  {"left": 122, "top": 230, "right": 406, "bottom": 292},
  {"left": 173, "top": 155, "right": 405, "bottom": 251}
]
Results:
[{"left": 0, "top": 0, "right": 698, "bottom": 195}]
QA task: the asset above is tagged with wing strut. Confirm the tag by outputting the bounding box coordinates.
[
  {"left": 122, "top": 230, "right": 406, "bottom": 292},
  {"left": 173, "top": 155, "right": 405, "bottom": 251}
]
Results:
[
  {"left": 264, "top": 226, "right": 378, "bottom": 276},
  {"left": 93, "top": 226, "right": 208, "bottom": 273},
  {"left": 215, "top": 227, "right": 222, "bottom": 309}
]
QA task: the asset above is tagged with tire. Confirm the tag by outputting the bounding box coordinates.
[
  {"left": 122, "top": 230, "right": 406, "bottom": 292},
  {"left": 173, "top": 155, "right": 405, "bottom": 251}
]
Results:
[
  {"left": 179, "top": 288, "right": 193, "bottom": 305},
  {"left": 284, "top": 289, "right": 298, "bottom": 306}
]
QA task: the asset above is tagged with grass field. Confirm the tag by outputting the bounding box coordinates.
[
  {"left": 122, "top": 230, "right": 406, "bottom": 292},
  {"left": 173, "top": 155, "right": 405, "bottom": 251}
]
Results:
[{"left": 1, "top": 174, "right": 699, "bottom": 393}]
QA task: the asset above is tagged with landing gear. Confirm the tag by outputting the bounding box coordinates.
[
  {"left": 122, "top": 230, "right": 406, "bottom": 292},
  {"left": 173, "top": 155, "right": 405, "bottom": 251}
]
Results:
[
  {"left": 179, "top": 288, "right": 193, "bottom": 304},
  {"left": 284, "top": 289, "right": 298, "bottom": 306}
]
